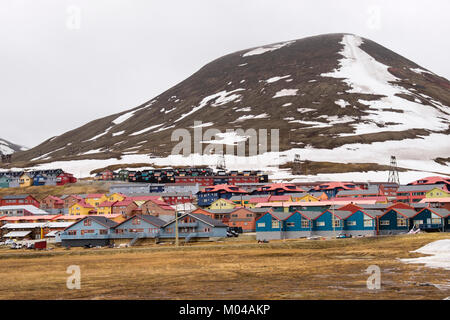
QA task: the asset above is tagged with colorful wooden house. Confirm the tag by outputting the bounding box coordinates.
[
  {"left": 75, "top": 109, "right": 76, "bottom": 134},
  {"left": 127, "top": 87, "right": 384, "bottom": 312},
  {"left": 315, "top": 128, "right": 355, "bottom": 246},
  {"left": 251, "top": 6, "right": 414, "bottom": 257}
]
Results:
[
  {"left": 377, "top": 208, "right": 417, "bottom": 234},
  {"left": 197, "top": 184, "right": 247, "bottom": 207},
  {"left": 111, "top": 200, "right": 140, "bottom": 217},
  {"left": 96, "top": 201, "right": 117, "bottom": 215},
  {"left": 160, "top": 213, "right": 227, "bottom": 240},
  {"left": 208, "top": 198, "right": 237, "bottom": 210},
  {"left": 113, "top": 215, "right": 166, "bottom": 239},
  {"left": 0, "top": 195, "right": 40, "bottom": 207},
  {"left": 289, "top": 193, "right": 319, "bottom": 202},
  {"left": 19, "top": 173, "right": 34, "bottom": 188},
  {"left": 69, "top": 201, "right": 97, "bottom": 216},
  {"left": 255, "top": 183, "right": 305, "bottom": 195},
  {"left": 60, "top": 216, "right": 117, "bottom": 247},
  {"left": 0, "top": 176, "right": 10, "bottom": 188},
  {"left": 84, "top": 194, "right": 106, "bottom": 207},
  {"left": 425, "top": 187, "right": 450, "bottom": 199},
  {"left": 411, "top": 208, "right": 450, "bottom": 231}
]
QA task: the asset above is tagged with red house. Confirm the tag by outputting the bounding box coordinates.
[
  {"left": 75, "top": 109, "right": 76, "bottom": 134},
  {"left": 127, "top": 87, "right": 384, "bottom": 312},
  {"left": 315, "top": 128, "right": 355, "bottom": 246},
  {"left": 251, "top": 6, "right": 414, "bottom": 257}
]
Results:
[
  {"left": 56, "top": 172, "right": 77, "bottom": 186},
  {"left": 0, "top": 194, "right": 40, "bottom": 207}
]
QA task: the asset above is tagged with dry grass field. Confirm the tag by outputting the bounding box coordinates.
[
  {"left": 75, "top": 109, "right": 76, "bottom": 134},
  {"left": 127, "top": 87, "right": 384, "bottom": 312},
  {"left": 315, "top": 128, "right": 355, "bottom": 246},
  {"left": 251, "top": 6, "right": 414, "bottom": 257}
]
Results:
[{"left": 0, "top": 233, "right": 448, "bottom": 300}]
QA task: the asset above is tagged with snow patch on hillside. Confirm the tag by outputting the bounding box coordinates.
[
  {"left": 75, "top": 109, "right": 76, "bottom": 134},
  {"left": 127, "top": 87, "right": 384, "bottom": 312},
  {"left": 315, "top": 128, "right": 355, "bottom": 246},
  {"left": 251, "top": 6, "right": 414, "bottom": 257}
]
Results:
[
  {"left": 273, "top": 89, "right": 298, "bottom": 98},
  {"left": 175, "top": 89, "right": 245, "bottom": 123},
  {"left": 321, "top": 34, "right": 449, "bottom": 136},
  {"left": 242, "top": 40, "right": 295, "bottom": 57}
]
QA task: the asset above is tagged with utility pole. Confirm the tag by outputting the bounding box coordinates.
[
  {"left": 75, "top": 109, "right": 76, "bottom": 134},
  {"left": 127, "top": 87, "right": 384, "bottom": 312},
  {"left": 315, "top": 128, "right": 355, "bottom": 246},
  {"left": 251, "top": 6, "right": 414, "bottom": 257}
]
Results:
[{"left": 175, "top": 209, "right": 179, "bottom": 247}]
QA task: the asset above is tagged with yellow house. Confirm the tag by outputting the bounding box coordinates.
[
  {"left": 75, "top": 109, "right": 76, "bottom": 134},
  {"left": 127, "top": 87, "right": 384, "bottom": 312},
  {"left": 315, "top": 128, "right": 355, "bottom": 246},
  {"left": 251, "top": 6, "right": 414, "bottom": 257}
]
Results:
[
  {"left": 84, "top": 194, "right": 106, "bottom": 207},
  {"left": 19, "top": 173, "right": 33, "bottom": 188},
  {"left": 426, "top": 187, "right": 450, "bottom": 198},
  {"left": 291, "top": 193, "right": 319, "bottom": 202},
  {"left": 69, "top": 201, "right": 96, "bottom": 216},
  {"left": 208, "top": 198, "right": 237, "bottom": 210},
  {"left": 96, "top": 201, "right": 116, "bottom": 215},
  {"left": 105, "top": 193, "right": 126, "bottom": 202}
]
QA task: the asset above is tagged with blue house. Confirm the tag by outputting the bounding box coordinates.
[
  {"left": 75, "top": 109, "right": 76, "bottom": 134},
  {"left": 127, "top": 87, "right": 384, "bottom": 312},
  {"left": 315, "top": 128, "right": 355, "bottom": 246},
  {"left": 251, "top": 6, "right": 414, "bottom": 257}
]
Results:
[
  {"left": 340, "top": 209, "right": 380, "bottom": 237},
  {"left": 256, "top": 210, "right": 321, "bottom": 240},
  {"left": 377, "top": 208, "right": 417, "bottom": 235},
  {"left": 161, "top": 213, "right": 228, "bottom": 241},
  {"left": 60, "top": 216, "right": 117, "bottom": 247},
  {"left": 32, "top": 174, "right": 47, "bottom": 186},
  {"left": 412, "top": 208, "right": 450, "bottom": 232}
]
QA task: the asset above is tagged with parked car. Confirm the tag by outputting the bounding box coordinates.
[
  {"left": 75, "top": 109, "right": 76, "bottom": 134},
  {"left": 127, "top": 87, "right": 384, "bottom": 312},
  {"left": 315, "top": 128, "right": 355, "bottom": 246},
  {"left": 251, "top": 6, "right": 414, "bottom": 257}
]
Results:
[{"left": 336, "top": 234, "right": 351, "bottom": 239}]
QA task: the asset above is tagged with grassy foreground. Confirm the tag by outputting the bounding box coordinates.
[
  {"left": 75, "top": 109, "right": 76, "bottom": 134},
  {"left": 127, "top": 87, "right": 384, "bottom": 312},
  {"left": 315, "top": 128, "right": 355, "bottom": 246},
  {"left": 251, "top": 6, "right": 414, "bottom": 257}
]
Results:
[{"left": 0, "top": 233, "right": 448, "bottom": 300}]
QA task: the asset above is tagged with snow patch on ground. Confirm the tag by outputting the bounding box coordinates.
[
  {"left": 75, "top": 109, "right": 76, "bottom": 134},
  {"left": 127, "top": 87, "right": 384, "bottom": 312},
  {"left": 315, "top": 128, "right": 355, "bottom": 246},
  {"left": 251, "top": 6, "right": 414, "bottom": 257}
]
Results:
[
  {"left": 273, "top": 89, "right": 298, "bottom": 98},
  {"left": 242, "top": 40, "right": 295, "bottom": 57},
  {"left": 233, "top": 113, "right": 269, "bottom": 123},
  {"left": 401, "top": 240, "right": 450, "bottom": 270}
]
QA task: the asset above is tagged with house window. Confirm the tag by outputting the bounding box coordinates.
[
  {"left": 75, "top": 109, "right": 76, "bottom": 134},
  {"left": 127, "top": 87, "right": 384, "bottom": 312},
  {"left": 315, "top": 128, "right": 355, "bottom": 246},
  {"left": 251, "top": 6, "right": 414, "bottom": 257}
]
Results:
[
  {"left": 132, "top": 218, "right": 140, "bottom": 225},
  {"left": 301, "top": 220, "right": 309, "bottom": 228},
  {"left": 347, "top": 221, "right": 356, "bottom": 226},
  {"left": 397, "top": 218, "right": 407, "bottom": 227},
  {"left": 316, "top": 221, "right": 325, "bottom": 227},
  {"left": 271, "top": 219, "right": 279, "bottom": 228},
  {"left": 99, "top": 229, "right": 107, "bottom": 234},
  {"left": 84, "top": 219, "right": 91, "bottom": 226},
  {"left": 364, "top": 220, "right": 373, "bottom": 227},
  {"left": 332, "top": 219, "right": 341, "bottom": 227},
  {"left": 380, "top": 220, "right": 390, "bottom": 226},
  {"left": 414, "top": 220, "right": 423, "bottom": 226},
  {"left": 257, "top": 223, "right": 265, "bottom": 228},
  {"left": 286, "top": 222, "right": 295, "bottom": 227},
  {"left": 68, "top": 230, "right": 77, "bottom": 235}
]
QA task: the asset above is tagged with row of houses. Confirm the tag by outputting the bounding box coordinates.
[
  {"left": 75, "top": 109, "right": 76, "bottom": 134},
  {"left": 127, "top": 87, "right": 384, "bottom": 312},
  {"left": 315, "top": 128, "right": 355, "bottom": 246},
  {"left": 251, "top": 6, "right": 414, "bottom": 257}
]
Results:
[
  {"left": 59, "top": 212, "right": 228, "bottom": 247},
  {"left": 256, "top": 204, "right": 450, "bottom": 240},
  {"left": 0, "top": 170, "right": 76, "bottom": 188}
]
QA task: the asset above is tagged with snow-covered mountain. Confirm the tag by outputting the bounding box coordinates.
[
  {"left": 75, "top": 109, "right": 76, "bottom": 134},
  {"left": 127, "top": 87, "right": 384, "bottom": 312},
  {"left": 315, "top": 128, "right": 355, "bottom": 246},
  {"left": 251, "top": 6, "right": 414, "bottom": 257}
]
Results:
[
  {"left": 5, "top": 33, "right": 450, "bottom": 180},
  {"left": 0, "top": 138, "right": 26, "bottom": 155}
]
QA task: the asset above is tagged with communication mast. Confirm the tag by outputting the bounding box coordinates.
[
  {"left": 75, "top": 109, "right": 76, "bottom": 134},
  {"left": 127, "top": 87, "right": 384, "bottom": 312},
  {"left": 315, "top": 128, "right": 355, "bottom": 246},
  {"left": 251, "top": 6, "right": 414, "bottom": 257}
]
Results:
[
  {"left": 216, "top": 153, "right": 226, "bottom": 170},
  {"left": 388, "top": 156, "right": 400, "bottom": 185},
  {"left": 293, "top": 154, "right": 302, "bottom": 175}
]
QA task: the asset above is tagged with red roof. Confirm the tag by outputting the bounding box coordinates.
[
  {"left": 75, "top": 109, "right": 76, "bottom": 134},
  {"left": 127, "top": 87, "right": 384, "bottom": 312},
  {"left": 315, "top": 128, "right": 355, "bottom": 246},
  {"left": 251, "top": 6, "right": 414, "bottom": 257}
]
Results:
[
  {"left": 408, "top": 176, "right": 450, "bottom": 187},
  {"left": 329, "top": 196, "right": 387, "bottom": 202},
  {"left": 126, "top": 196, "right": 162, "bottom": 202},
  {"left": 44, "top": 195, "right": 64, "bottom": 204},
  {"left": 97, "top": 201, "right": 117, "bottom": 208},
  {"left": 257, "top": 183, "right": 305, "bottom": 193},
  {"left": 76, "top": 201, "right": 95, "bottom": 209},
  {"left": 85, "top": 194, "right": 105, "bottom": 199},
  {"left": 314, "top": 182, "right": 360, "bottom": 191},
  {"left": 0, "top": 215, "right": 61, "bottom": 221},
  {"left": 269, "top": 195, "right": 291, "bottom": 201},
  {"left": 113, "top": 200, "right": 136, "bottom": 207},
  {"left": 201, "top": 184, "right": 247, "bottom": 194},
  {"left": 249, "top": 197, "right": 270, "bottom": 203}
]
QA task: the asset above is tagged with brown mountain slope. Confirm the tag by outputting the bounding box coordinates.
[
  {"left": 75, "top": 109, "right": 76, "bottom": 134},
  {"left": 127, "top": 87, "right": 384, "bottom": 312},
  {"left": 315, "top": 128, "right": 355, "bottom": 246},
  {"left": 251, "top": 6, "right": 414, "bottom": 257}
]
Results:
[{"left": 8, "top": 33, "right": 450, "bottom": 167}]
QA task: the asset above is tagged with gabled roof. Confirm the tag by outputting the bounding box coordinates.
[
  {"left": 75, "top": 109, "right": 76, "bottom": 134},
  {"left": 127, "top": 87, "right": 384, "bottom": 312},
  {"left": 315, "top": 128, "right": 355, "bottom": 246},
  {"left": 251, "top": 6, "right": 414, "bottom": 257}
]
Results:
[
  {"left": 314, "top": 182, "right": 360, "bottom": 191},
  {"left": 330, "top": 210, "right": 354, "bottom": 219},
  {"left": 359, "top": 209, "right": 385, "bottom": 218},
  {"left": 85, "top": 194, "right": 105, "bottom": 199},
  {"left": 419, "top": 208, "right": 450, "bottom": 218},
  {"left": 113, "top": 200, "right": 136, "bottom": 207},
  {"left": 64, "top": 216, "right": 117, "bottom": 230},
  {"left": 397, "top": 184, "right": 447, "bottom": 192},
  {"left": 200, "top": 184, "right": 247, "bottom": 194},
  {"left": 1, "top": 194, "right": 33, "bottom": 200},
  {"left": 97, "top": 201, "right": 117, "bottom": 208},
  {"left": 336, "top": 186, "right": 379, "bottom": 197},
  {"left": 297, "top": 210, "right": 323, "bottom": 220},
  {"left": 408, "top": 176, "right": 450, "bottom": 186},
  {"left": 382, "top": 208, "right": 417, "bottom": 218},
  {"left": 73, "top": 201, "right": 95, "bottom": 209},
  {"left": 114, "top": 214, "right": 166, "bottom": 229},
  {"left": 0, "top": 205, "right": 49, "bottom": 215},
  {"left": 257, "top": 183, "right": 305, "bottom": 193},
  {"left": 186, "top": 213, "right": 228, "bottom": 227}
]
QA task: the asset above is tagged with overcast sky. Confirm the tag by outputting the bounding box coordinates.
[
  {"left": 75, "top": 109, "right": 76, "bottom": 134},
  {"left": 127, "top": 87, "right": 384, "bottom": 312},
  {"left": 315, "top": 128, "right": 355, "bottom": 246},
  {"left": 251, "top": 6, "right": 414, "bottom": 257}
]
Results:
[{"left": 1, "top": 0, "right": 449, "bottom": 148}]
